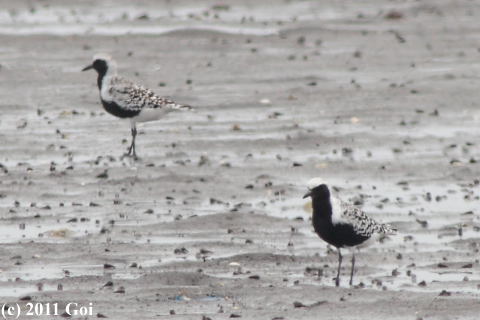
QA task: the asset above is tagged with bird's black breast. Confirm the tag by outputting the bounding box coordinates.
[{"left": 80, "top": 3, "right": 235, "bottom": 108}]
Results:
[
  {"left": 310, "top": 186, "right": 370, "bottom": 248},
  {"left": 313, "top": 219, "right": 370, "bottom": 248},
  {"left": 101, "top": 100, "right": 141, "bottom": 119}
]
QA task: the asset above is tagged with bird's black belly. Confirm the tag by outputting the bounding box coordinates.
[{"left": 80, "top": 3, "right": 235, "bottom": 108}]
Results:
[
  {"left": 101, "top": 100, "right": 141, "bottom": 119},
  {"left": 314, "top": 220, "right": 370, "bottom": 248}
]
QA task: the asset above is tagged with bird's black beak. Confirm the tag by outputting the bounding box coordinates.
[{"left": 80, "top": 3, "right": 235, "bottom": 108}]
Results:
[
  {"left": 82, "top": 64, "right": 94, "bottom": 72},
  {"left": 303, "top": 191, "right": 311, "bottom": 199}
]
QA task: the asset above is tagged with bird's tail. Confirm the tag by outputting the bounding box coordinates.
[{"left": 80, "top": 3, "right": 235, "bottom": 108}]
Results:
[
  {"left": 382, "top": 224, "right": 397, "bottom": 235},
  {"left": 169, "top": 102, "right": 193, "bottom": 111}
]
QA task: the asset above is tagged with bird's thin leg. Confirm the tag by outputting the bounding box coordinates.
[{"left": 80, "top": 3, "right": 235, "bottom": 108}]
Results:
[
  {"left": 349, "top": 251, "right": 356, "bottom": 286},
  {"left": 335, "top": 248, "right": 342, "bottom": 287},
  {"left": 125, "top": 127, "right": 137, "bottom": 159},
  {"left": 131, "top": 127, "right": 138, "bottom": 159}
]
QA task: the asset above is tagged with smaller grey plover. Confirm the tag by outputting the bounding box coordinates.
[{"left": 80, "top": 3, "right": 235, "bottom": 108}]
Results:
[
  {"left": 303, "top": 177, "right": 397, "bottom": 287},
  {"left": 83, "top": 53, "right": 191, "bottom": 159}
]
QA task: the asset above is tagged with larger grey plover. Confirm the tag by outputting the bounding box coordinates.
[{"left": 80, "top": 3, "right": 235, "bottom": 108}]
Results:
[
  {"left": 83, "top": 53, "right": 191, "bottom": 159},
  {"left": 303, "top": 177, "right": 397, "bottom": 287}
]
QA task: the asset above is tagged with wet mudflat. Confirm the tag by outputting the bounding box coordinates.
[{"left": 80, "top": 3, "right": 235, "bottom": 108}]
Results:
[{"left": 1, "top": 1, "right": 480, "bottom": 319}]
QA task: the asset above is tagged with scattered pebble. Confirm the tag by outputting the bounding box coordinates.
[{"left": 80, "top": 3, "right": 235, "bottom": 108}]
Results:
[
  {"left": 96, "top": 170, "right": 108, "bottom": 179},
  {"left": 114, "top": 286, "right": 125, "bottom": 294},
  {"left": 439, "top": 290, "right": 451, "bottom": 296},
  {"left": 174, "top": 247, "right": 189, "bottom": 254}
]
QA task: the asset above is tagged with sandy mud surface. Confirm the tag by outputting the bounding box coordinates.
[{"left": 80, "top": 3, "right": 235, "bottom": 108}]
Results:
[{"left": 1, "top": 0, "right": 480, "bottom": 319}]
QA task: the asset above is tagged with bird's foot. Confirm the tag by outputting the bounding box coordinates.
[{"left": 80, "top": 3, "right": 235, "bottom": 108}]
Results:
[
  {"left": 121, "top": 152, "right": 139, "bottom": 161},
  {"left": 335, "top": 278, "right": 340, "bottom": 287}
]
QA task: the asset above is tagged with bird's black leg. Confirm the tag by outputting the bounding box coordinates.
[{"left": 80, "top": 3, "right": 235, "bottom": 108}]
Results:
[
  {"left": 349, "top": 251, "right": 355, "bottom": 286},
  {"left": 335, "top": 248, "right": 342, "bottom": 287},
  {"left": 131, "top": 127, "right": 138, "bottom": 159},
  {"left": 125, "top": 127, "right": 138, "bottom": 160}
]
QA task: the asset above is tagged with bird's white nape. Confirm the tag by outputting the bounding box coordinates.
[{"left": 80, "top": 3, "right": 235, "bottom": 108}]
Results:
[
  {"left": 307, "top": 177, "right": 328, "bottom": 190},
  {"left": 330, "top": 195, "right": 350, "bottom": 225}
]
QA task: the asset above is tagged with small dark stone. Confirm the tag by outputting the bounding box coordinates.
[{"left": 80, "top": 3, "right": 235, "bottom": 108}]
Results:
[
  {"left": 174, "top": 247, "right": 189, "bottom": 254},
  {"left": 103, "top": 263, "right": 115, "bottom": 269},
  {"left": 439, "top": 290, "right": 451, "bottom": 296},
  {"left": 210, "top": 198, "right": 224, "bottom": 205},
  {"left": 416, "top": 219, "right": 428, "bottom": 228},
  {"left": 96, "top": 170, "right": 108, "bottom": 179}
]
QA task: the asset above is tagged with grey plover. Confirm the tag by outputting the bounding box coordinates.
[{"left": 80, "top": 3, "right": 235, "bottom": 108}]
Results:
[
  {"left": 82, "top": 53, "right": 191, "bottom": 159},
  {"left": 303, "top": 177, "right": 396, "bottom": 286}
]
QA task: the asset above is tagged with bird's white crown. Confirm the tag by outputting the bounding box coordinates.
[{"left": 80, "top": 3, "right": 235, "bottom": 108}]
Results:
[
  {"left": 93, "top": 53, "right": 115, "bottom": 63},
  {"left": 307, "top": 177, "right": 328, "bottom": 190}
]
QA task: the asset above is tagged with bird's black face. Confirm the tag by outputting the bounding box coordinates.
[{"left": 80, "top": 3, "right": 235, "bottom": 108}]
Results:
[
  {"left": 303, "top": 184, "right": 330, "bottom": 200},
  {"left": 83, "top": 59, "right": 110, "bottom": 90},
  {"left": 82, "top": 59, "right": 108, "bottom": 74}
]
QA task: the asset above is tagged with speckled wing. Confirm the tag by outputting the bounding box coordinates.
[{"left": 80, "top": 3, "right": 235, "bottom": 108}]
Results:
[
  {"left": 108, "top": 77, "right": 187, "bottom": 112},
  {"left": 340, "top": 201, "right": 397, "bottom": 237}
]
